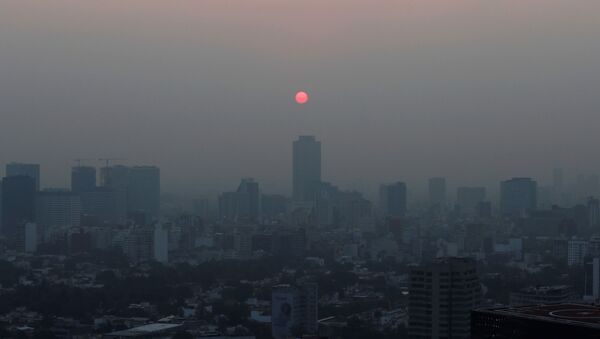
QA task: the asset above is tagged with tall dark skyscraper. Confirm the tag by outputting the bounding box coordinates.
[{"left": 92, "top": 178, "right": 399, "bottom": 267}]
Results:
[
  {"left": 127, "top": 166, "right": 161, "bottom": 220},
  {"left": 1, "top": 176, "right": 36, "bottom": 242},
  {"left": 237, "top": 178, "right": 260, "bottom": 222},
  {"left": 6, "top": 163, "right": 40, "bottom": 191},
  {"left": 292, "top": 136, "right": 321, "bottom": 202},
  {"left": 500, "top": 177, "right": 537, "bottom": 215},
  {"left": 379, "top": 182, "right": 407, "bottom": 218},
  {"left": 428, "top": 177, "right": 446, "bottom": 210},
  {"left": 71, "top": 166, "right": 97, "bottom": 193}
]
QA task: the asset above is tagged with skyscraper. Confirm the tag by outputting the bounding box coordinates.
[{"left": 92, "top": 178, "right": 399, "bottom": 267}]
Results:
[
  {"left": 6, "top": 162, "right": 40, "bottom": 191},
  {"left": 500, "top": 178, "right": 537, "bottom": 215},
  {"left": 127, "top": 166, "right": 161, "bottom": 220},
  {"left": 409, "top": 257, "right": 481, "bottom": 339},
  {"left": 292, "top": 136, "right": 321, "bottom": 202},
  {"left": 36, "top": 190, "right": 82, "bottom": 233},
  {"left": 1, "top": 176, "right": 36, "bottom": 242},
  {"left": 379, "top": 182, "right": 407, "bottom": 218},
  {"left": 71, "top": 166, "right": 96, "bottom": 193},
  {"left": 237, "top": 178, "right": 260, "bottom": 222},
  {"left": 428, "top": 177, "right": 446, "bottom": 211}
]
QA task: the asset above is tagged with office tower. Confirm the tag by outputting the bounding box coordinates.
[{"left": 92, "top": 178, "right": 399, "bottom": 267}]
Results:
[
  {"left": 588, "top": 197, "right": 600, "bottom": 228},
  {"left": 80, "top": 188, "right": 126, "bottom": 225},
  {"left": 153, "top": 224, "right": 169, "bottom": 264},
  {"left": 24, "top": 222, "right": 38, "bottom": 253},
  {"left": 271, "top": 283, "right": 318, "bottom": 339},
  {"left": 71, "top": 166, "right": 96, "bottom": 193},
  {"left": 408, "top": 257, "right": 481, "bottom": 339},
  {"left": 457, "top": 187, "right": 486, "bottom": 216},
  {"left": 6, "top": 162, "right": 40, "bottom": 191},
  {"left": 36, "top": 190, "right": 81, "bottom": 233},
  {"left": 218, "top": 178, "right": 260, "bottom": 223},
  {"left": 472, "top": 304, "right": 600, "bottom": 339},
  {"left": 292, "top": 136, "right": 322, "bottom": 202},
  {"left": 428, "top": 177, "right": 446, "bottom": 211},
  {"left": 127, "top": 166, "right": 161, "bottom": 220},
  {"left": 237, "top": 178, "right": 260, "bottom": 222},
  {"left": 379, "top": 182, "right": 407, "bottom": 218},
  {"left": 100, "top": 165, "right": 129, "bottom": 220},
  {"left": 1, "top": 176, "right": 36, "bottom": 241},
  {"left": 500, "top": 178, "right": 537, "bottom": 215}
]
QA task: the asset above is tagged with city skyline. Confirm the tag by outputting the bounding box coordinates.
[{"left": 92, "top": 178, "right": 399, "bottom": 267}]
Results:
[{"left": 2, "top": 0, "right": 600, "bottom": 195}]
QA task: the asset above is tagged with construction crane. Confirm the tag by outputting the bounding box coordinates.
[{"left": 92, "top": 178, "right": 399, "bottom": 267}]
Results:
[
  {"left": 98, "top": 158, "right": 127, "bottom": 186},
  {"left": 73, "top": 158, "right": 94, "bottom": 167},
  {"left": 98, "top": 158, "right": 127, "bottom": 168}
]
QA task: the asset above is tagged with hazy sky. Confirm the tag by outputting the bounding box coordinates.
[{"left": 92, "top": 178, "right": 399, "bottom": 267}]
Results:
[{"left": 1, "top": 0, "right": 599, "bottom": 198}]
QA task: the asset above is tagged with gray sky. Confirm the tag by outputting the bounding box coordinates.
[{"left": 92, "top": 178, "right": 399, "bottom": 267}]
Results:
[{"left": 1, "top": 0, "right": 599, "bottom": 198}]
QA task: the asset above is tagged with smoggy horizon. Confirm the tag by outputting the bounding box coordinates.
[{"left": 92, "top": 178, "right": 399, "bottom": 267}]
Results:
[{"left": 1, "top": 0, "right": 600, "bottom": 197}]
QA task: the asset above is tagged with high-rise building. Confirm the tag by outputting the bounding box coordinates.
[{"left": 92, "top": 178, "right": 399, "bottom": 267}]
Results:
[
  {"left": 36, "top": 190, "right": 81, "bottom": 235},
  {"left": 153, "top": 224, "right": 169, "bottom": 264},
  {"left": 500, "top": 178, "right": 537, "bottom": 216},
  {"left": 408, "top": 257, "right": 481, "bottom": 339},
  {"left": 457, "top": 187, "right": 486, "bottom": 216},
  {"left": 271, "top": 283, "right": 318, "bottom": 339},
  {"left": 428, "top": 177, "right": 446, "bottom": 211},
  {"left": 127, "top": 166, "right": 161, "bottom": 220},
  {"left": 71, "top": 166, "right": 96, "bottom": 193},
  {"left": 24, "top": 222, "right": 38, "bottom": 253},
  {"left": 292, "top": 136, "right": 321, "bottom": 202},
  {"left": 218, "top": 178, "right": 260, "bottom": 223},
  {"left": 80, "top": 188, "right": 126, "bottom": 225},
  {"left": 237, "top": 178, "right": 260, "bottom": 222},
  {"left": 100, "top": 165, "right": 129, "bottom": 220},
  {"left": 6, "top": 163, "right": 40, "bottom": 191},
  {"left": 588, "top": 197, "right": 600, "bottom": 228},
  {"left": 1, "top": 176, "right": 36, "bottom": 242},
  {"left": 99, "top": 165, "right": 161, "bottom": 221},
  {"left": 379, "top": 182, "right": 407, "bottom": 218}
]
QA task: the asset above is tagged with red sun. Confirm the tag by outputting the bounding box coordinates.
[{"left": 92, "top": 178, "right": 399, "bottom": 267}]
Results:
[{"left": 295, "top": 91, "right": 309, "bottom": 104}]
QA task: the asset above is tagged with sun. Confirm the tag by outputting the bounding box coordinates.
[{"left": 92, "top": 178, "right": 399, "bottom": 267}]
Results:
[{"left": 295, "top": 91, "right": 309, "bottom": 104}]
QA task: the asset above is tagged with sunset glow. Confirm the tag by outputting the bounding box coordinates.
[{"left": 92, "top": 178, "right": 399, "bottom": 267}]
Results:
[{"left": 295, "top": 91, "right": 309, "bottom": 105}]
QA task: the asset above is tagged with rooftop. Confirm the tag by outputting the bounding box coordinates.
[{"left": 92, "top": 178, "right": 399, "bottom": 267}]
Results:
[
  {"left": 478, "top": 303, "right": 600, "bottom": 328},
  {"left": 105, "top": 323, "right": 182, "bottom": 337}
]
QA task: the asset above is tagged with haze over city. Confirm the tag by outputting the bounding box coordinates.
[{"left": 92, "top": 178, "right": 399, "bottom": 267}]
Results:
[{"left": 2, "top": 0, "right": 600, "bottom": 197}]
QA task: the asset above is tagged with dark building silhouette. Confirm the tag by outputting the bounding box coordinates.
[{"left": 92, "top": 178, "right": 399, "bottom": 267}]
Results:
[
  {"left": 1, "top": 176, "right": 36, "bottom": 243},
  {"left": 500, "top": 177, "right": 537, "bottom": 216},
  {"left": 71, "top": 166, "right": 97, "bottom": 193},
  {"left": 380, "top": 182, "right": 407, "bottom": 218},
  {"left": 6, "top": 162, "right": 40, "bottom": 191},
  {"left": 293, "top": 136, "right": 321, "bottom": 202}
]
